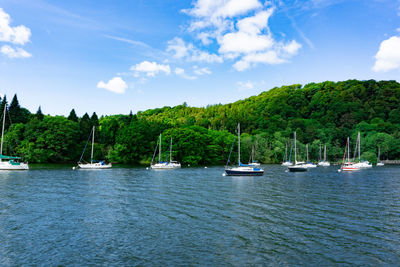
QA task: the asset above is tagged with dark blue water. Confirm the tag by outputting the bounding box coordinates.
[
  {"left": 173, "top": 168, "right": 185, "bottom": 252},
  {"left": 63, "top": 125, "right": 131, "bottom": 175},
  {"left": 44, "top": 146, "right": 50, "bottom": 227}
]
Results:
[{"left": 0, "top": 165, "right": 399, "bottom": 266}]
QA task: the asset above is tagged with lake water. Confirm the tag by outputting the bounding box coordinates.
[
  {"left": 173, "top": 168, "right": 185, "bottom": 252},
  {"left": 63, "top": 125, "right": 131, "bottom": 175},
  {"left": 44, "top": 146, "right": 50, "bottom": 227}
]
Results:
[{"left": 0, "top": 165, "right": 399, "bottom": 266}]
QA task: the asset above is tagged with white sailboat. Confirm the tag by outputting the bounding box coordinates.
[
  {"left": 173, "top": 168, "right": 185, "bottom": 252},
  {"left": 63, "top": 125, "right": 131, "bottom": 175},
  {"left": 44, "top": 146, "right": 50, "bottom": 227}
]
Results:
[
  {"left": 151, "top": 134, "right": 181, "bottom": 169},
  {"left": 281, "top": 141, "right": 292, "bottom": 166},
  {"left": 78, "top": 126, "right": 111, "bottom": 169},
  {"left": 304, "top": 144, "right": 317, "bottom": 168},
  {"left": 340, "top": 137, "right": 360, "bottom": 172},
  {"left": 318, "top": 144, "right": 330, "bottom": 166},
  {"left": 352, "top": 132, "right": 372, "bottom": 168},
  {"left": 377, "top": 146, "right": 384, "bottom": 166},
  {"left": 225, "top": 123, "right": 264, "bottom": 176},
  {"left": 248, "top": 145, "right": 260, "bottom": 166},
  {"left": 288, "top": 132, "right": 307, "bottom": 172},
  {"left": 0, "top": 105, "right": 28, "bottom": 170}
]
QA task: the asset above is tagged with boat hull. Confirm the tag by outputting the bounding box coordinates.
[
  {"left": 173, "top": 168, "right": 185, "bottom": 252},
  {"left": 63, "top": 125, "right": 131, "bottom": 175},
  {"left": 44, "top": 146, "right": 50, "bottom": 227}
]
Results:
[
  {"left": 318, "top": 161, "right": 331, "bottom": 166},
  {"left": 288, "top": 165, "right": 308, "bottom": 172},
  {"left": 0, "top": 161, "right": 29, "bottom": 170},
  {"left": 225, "top": 166, "right": 264, "bottom": 176},
  {"left": 151, "top": 163, "right": 181, "bottom": 169},
  {"left": 78, "top": 163, "right": 112, "bottom": 169},
  {"left": 225, "top": 169, "right": 264, "bottom": 176}
]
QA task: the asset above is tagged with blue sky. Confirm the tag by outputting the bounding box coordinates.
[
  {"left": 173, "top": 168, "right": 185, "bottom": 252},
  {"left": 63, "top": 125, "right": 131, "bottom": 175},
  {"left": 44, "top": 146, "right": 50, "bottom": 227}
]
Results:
[{"left": 0, "top": 0, "right": 399, "bottom": 116}]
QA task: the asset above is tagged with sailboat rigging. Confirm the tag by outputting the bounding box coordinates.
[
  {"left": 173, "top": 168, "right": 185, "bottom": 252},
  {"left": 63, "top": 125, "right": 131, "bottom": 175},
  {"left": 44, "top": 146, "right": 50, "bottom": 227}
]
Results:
[
  {"left": 78, "top": 126, "right": 111, "bottom": 169},
  {"left": 0, "top": 104, "right": 28, "bottom": 170},
  {"left": 151, "top": 134, "right": 181, "bottom": 169},
  {"left": 225, "top": 123, "right": 264, "bottom": 176}
]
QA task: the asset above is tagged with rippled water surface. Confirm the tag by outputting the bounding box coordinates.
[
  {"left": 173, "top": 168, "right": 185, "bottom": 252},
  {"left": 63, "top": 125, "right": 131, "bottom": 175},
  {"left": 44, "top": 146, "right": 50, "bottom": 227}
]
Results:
[{"left": 1, "top": 165, "right": 400, "bottom": 266}]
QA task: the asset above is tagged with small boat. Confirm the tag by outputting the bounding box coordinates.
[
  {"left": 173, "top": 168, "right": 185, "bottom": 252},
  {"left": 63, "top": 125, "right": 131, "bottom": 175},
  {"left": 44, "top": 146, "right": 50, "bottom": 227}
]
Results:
[
  {"left": 151, "top": 134, "right": 181, "bottom": 169},
  {"left": 376, "top": 146, "right": 384, "bottom": 166},
  {"left": 281, "top": 141, "right": 292, "bottom": 166},
  {"left": 225, "top": 123, "right": 264, "bottom": 176},
  {"left": 339, "top": 137, "right": 359, "bottom": 172},
  {"left": 288, "top": 132, "right": 307, "bottom": 172},
  {"left": 78, "top": 126, "right": 111, "bottom": 169},
  {"left": 0, "top": 105, "right": 28, "bottom": 170},
  {"left": 304, "top": 144, "right": 317, "bottom": 168},
  {"left": 318, "top": 144, "right": 330, "bottom": 166},
  {"left": 248, "top": 146, "right": 260, "bottom": 166},
  {"left": 352, "top": 132, "right": 372, "bottom": 168}
]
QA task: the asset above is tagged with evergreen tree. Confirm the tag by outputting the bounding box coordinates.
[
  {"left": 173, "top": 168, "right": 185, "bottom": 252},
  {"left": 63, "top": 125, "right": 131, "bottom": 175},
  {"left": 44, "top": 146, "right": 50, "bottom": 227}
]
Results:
[
  {"left": 90, "top": 112, "right": 99, "bottom": 127},
  {"left": 68, "top": 109, "right": 78, "bottom": 122},
  {"left": 9, "top": 94, "right": 22, "bottom": 124},
  {"left": 36, "top": 106, "right": 44, "bottom": 121},
  {"left": 79, "top": 113, "right": 91, "bottom": 140}
]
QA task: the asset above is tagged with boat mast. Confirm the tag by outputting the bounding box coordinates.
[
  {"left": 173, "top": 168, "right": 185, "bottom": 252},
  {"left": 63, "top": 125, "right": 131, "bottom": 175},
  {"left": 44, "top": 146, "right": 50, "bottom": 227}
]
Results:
[
  {"left": 347, "top": 137, "right": 350, "bottom": 162},
  {"left": 159, "top": 134, "right": 161, "bottom": 163},
  {"left": 319, "top": 144, "right": 322, "bottom": 162},
  {"left": 91, "top": 126, "right": 95, "bottom": 164},
  {"left": 170, "top": 137, "right": 172, "bottom": 162},
  {"left": 306, "top": 144, "right": 309, "bottom": 163},
  {"left": 238, "top": 123, "right": 240, "bottom": 165},
  {"left": 0, "top": 104, "right": 6, "bottom": 161},
  {"left": 294, "top": 132, "right": 297, "bottom": 164},
  {"left": 285, "top": 142, "right": 288, "bottom": 162},
  {"left": 359, "top": 132, "right": 362, "bottom": 161},
  {"left": 324, "top": 144, "right": 327, "bottom": 161}
]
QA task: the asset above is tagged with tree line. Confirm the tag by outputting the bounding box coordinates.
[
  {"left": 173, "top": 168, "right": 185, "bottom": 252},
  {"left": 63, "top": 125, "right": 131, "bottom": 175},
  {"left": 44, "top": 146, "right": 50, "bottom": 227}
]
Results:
[{"left": 2, "top": 79, "right": 400, "bottom": 165}]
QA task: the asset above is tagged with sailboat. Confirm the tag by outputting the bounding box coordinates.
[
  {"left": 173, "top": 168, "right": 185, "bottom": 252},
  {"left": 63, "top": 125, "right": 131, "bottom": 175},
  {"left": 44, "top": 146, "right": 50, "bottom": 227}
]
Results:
[
  {"left": 225, "top": 123, "right": 264, "bottom": 176},
  {"left": 0, "top": 105, "right": 28, "bottom": 170},
  {"left": 281, "top": 141, "right": 292, "bottom": 166},
  {"left": 78, "top": 126, "right": 111, "bottom": 169},
  {"left": 318, "top": 144, "right": 330, "bottom": 166},
  {"left": 339, "top": 137, "right": 359, "bottom": 171},
  {"left": 151, "top": 134, "right": 181, "bottom": 169},
  {"left": 248, "top": 145, "right": 260, "bottom": 166},
  {"left": 287, "top": 132, "right": 307, "bottom": 172},
  {"left": 352, "top": 132, "right": 372, "bottom": 168},
  {"left": 377, "top": 146, "right": 384, "bottom": 166},
  {"left": 304, "top": 144, "right": 317, "bottom": 168}
]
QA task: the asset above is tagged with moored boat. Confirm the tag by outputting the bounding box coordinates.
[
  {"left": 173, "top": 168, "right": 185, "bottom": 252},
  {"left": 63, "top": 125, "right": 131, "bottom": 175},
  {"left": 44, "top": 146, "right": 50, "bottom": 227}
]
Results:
[
  {"left": 78, "top": 126, "right": 111, "bottom": 169},
  {"left": 0, "top": 105, "right": 28, "bottom": 170},
  {"left": 225, "top": 123, "right": 264, "bottom": 176},
  {"left": 288, "top": 132, "right": 308, "bottom": 172}
]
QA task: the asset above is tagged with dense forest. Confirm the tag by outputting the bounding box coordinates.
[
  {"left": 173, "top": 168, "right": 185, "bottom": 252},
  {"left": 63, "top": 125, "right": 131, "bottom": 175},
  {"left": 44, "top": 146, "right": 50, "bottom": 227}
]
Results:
[{"left": 2, "top": 79, "right": 400, "bottom": 165}]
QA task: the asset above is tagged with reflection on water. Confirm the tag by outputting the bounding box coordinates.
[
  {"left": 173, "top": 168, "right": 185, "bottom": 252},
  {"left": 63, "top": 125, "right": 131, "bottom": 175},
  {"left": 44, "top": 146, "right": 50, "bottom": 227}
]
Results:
[{"left": 0, "top": 165, "right": 400, "bottom": 265}]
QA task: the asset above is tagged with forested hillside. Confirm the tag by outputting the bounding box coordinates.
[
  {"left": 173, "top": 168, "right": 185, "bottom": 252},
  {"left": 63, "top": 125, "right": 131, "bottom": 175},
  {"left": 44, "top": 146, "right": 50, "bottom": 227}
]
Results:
[{"left": 3, "top": 79, "right": 400, "bottom": 165}]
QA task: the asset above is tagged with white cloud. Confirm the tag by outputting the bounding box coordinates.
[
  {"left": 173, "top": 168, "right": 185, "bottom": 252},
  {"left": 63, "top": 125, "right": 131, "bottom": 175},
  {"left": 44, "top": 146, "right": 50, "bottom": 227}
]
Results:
[
  {"left": 193, "top": 66, "right": 211, "bottom": 75},
  {"left": 167, "top": 37, "right": 222, "bottom": 63},
  {"left": 180, "top": 1, "right": 301, "bottom": 71},
  {"left": 1, "top": 45, "right": 31, "bottom": 58},
  {"left": 373, "top": 36, "right": 400, "bottom": 72},
  {"left": 237, "top": 81, "right": 254, "bottom": 91},
  {"left": 97, "top": 77, "right": 127, "bottom": 94},
  {"left": 0, "top": 8, "right": 31, "bottom": 45},
  {"left": 175, "top": 67, "right": 197, "bottom": 80},
  {"left": 130, "top": 61, "right": 171, "bottom": 77}
]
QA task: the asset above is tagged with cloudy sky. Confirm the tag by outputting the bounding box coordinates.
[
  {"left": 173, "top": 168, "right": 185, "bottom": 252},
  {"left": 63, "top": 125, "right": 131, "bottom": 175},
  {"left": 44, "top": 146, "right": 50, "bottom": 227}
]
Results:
[{"left": 0, "top": 0, "right": 399, "bottom": 116}]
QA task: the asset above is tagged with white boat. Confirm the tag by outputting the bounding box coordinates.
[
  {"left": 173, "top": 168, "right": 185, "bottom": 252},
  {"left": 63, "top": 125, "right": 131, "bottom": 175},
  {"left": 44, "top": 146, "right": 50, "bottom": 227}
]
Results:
[
  {"left": 339, "top": 137, "right": 359, "bottom": 172},
  {"left": 281, "top": 141, "right": 292, "bottom": 166},
  {"left": 0, "top": 105, "right": 28, "bottom": 170},
  {"left": 304, "top": 144, "right": 317, "bottom": 168},
  {"left": 318, "top": 144, "right": 330, "bottom": 166},
  {"left": 377, "top": 146, "right": 384, "bottom": 166},
  {"left": 78, "top": 126, "right": 111, "bottom": 169},
  {"left": 225, "top": 123, "right": 264, "bottom": 176},
  {"left": 248, "top": 146, "right": 260, "bottom": 166},
  {"left": 151, "top": 134, "right": 181, "bottom": 169},
  {"left": 352, "top": 132, "right": 372, "bottom": 168},
  {"left": 288, "top": 132, "right": 307, "bottom": 172}
]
